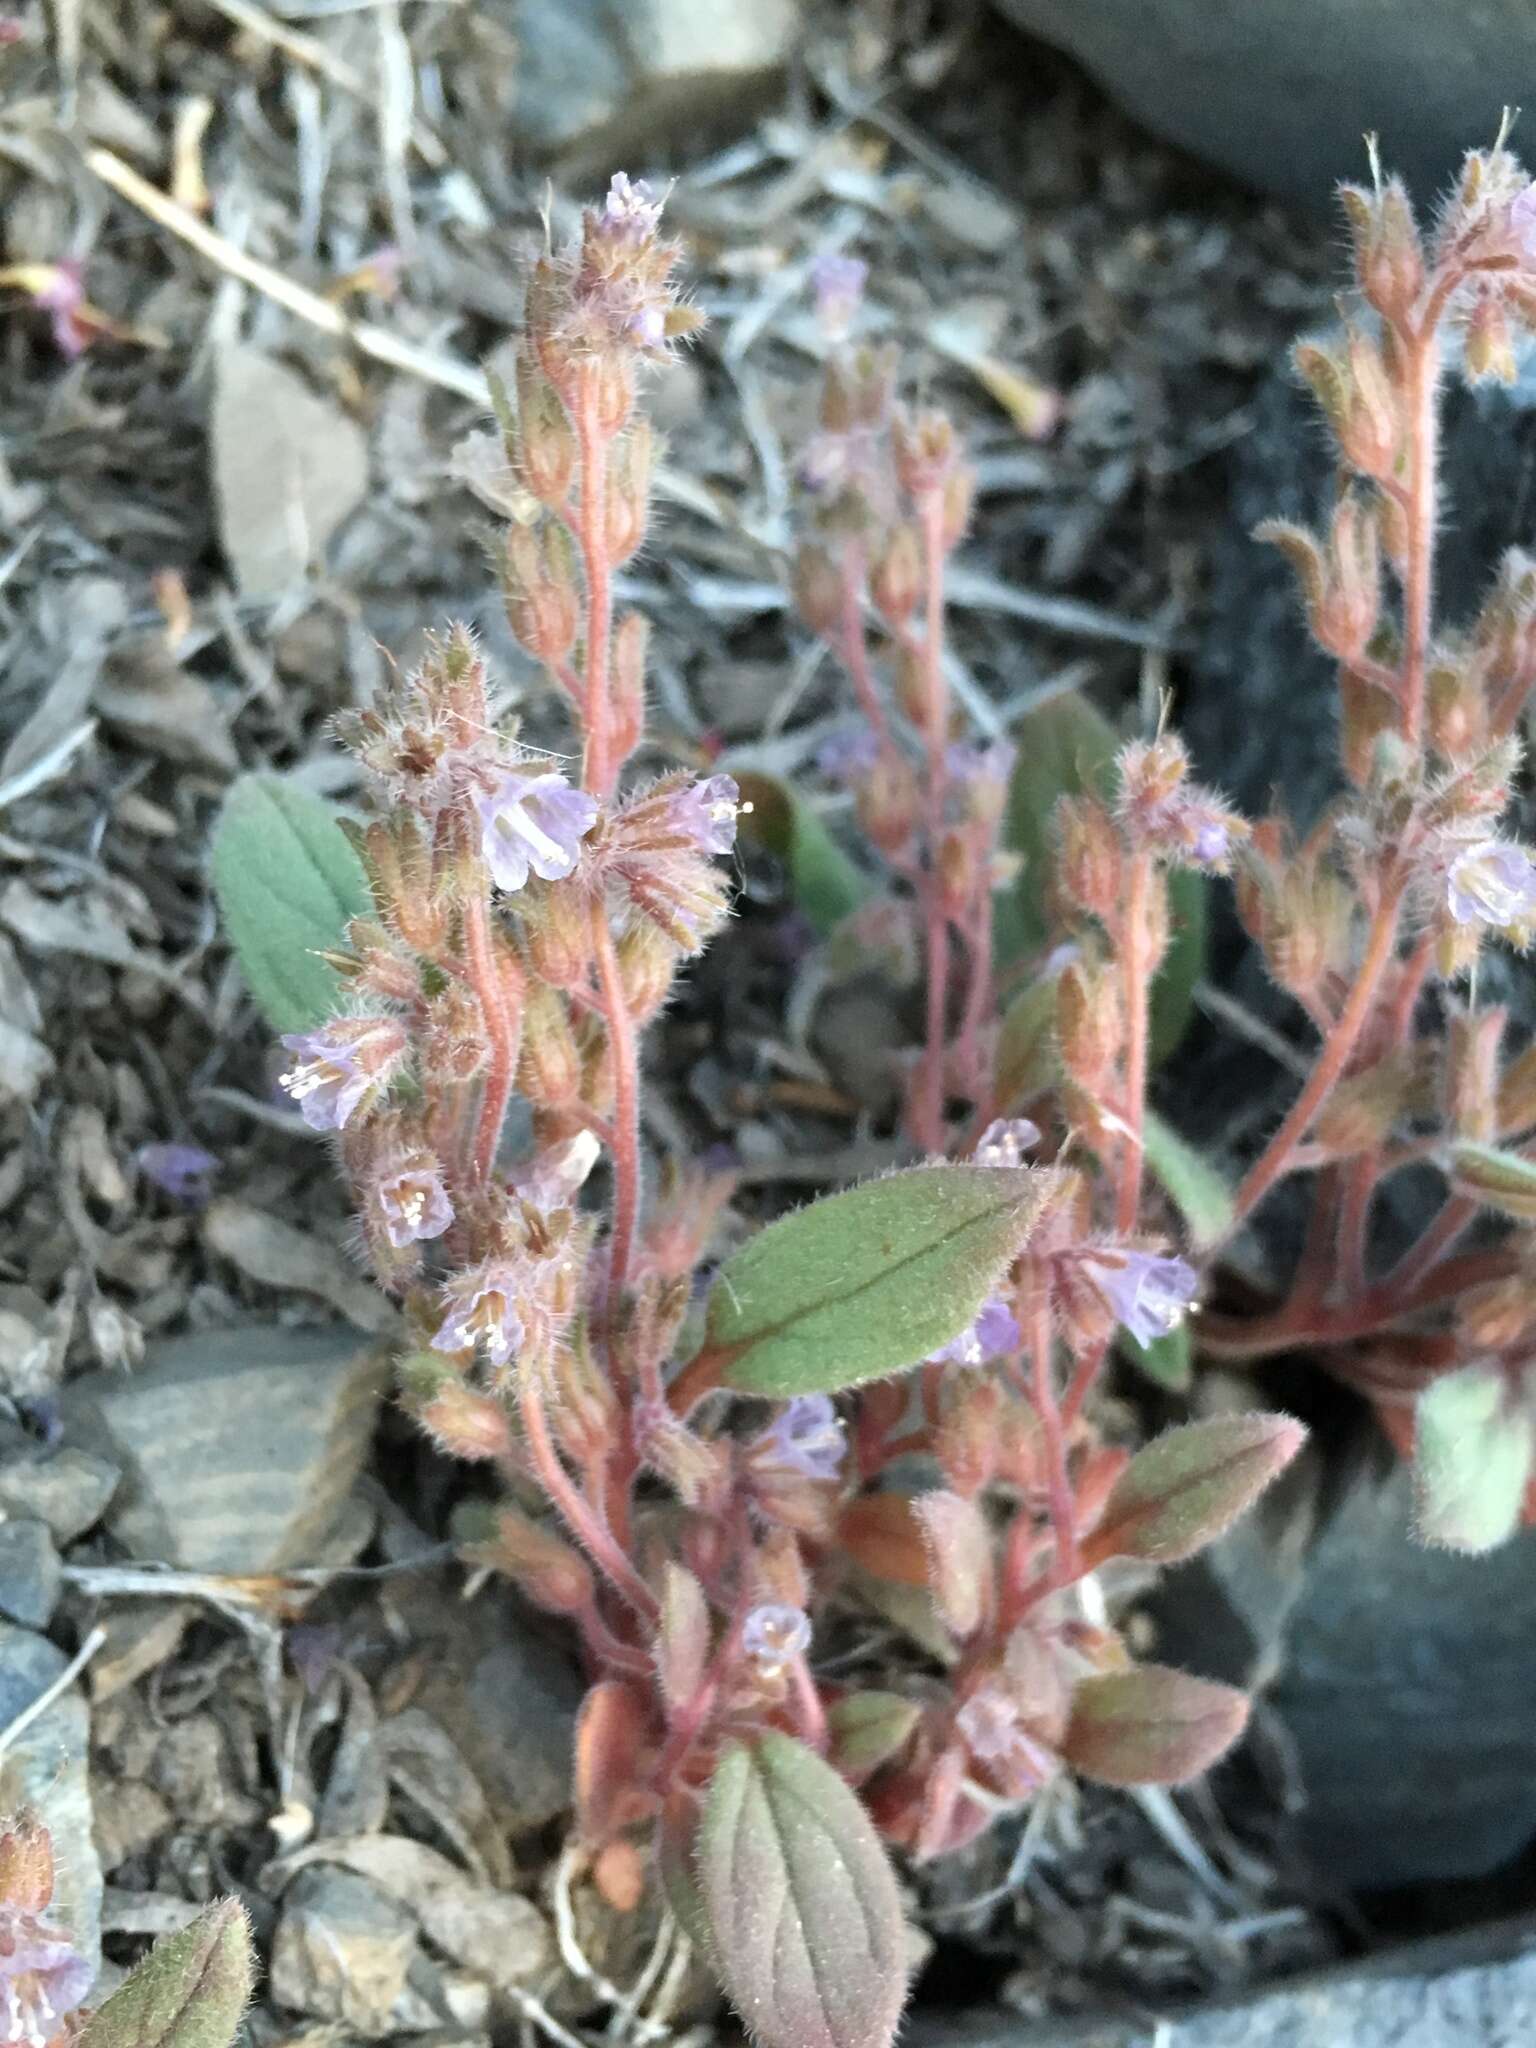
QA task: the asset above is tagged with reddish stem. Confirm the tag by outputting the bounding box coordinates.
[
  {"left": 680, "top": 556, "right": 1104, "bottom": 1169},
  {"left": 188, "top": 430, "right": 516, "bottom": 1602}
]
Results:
[
  {"left": 915, "top": 492, "right": 952, "bottom": 1153},
  {"left": 519, "top": 1373, "right": 658, "bottom": 1622},
  {"left": 592, "top": 900, "right": 643, "bottom": 1335},
  {"left": 1115, "top": 848, "right": 1154, "bottom": 1236},
  {"left": 1028, "top": 1284, "right": 1078, "bottom": 1587}
]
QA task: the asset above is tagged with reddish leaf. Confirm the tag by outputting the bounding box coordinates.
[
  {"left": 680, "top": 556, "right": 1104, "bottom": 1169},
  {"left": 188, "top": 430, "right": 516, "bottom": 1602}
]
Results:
[
  {"left": 1062, "top": 1665, "right": 1249, "bottom": 1786},
  {"left": 912, "top": 1490, "right": 992, "bottom": 1638},
  {"left": 837, "top": 1493, "right": 930, "bottom": 1587},
  {"left": 573, "top": 1680, "right": 651, "bottom": 1843},
  {"left": 697, "top": 1733, "right": 909, "bottom": 2048},
  {"left": 1081, "top": 1413, "right": 1305, "bottom": 1569}
]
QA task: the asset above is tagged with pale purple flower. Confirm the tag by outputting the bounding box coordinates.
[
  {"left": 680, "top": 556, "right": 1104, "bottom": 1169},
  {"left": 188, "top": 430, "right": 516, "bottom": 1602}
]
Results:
[
  {"left": 1446, "top": 840, "right": 1536, "bottom": 928},
  {"left": 742, "top": 1602, "right": 811, "bottom": 1675},
  {"left": 602, "top": 172, "right": 662, "bottom": 240},
  {"left": 0, "top": 1924, "right": 92, "bottom": 2048},
  {"left": 812, "top": 251, "right": 867, "bottom": 337},
  {"left": 797, "top": 431, "right": 850, "bottom": 495},
  {"left": 818, "top": 725, "right": 879, "bottom": 782},
  {"left": 955, "top": 1687, "right": 1057, "bottom": 1792},
  {"left": 377, "top": 1160, "right": 454, "bottom": 1247},
  {"left": 34, "top": 258, "right": 89, "bottom": 360},
  {"left": 135, "top": 1141, "right": 219, "bottom": 1205},
  {"left": 475, "top": 770, "right": 598, "bottom": 893},
  {"left": 946, "top": 739, "right": 1017, "bottom": 791},
  {"left": 931, "top": 1295, "right": 1022, "bottom": 1367},
  {"left": 513, "top": 1130, "right": 601, "bottom": 1210},
  {"left": 1082, "top": 1249, "right": 1199, "bottom": 1347},
  {"left": 669, "top": 773, "right": 741, "bottom": 855},
  {"left": 431, "top": 1263, "right": 524, "bottom": 1367},
  {"left": 279, "top": 1020, "right": 400, "bottom": 1132},
  {"left": 625, "top": 304, "right": 666, "bottom": 350},
  {"left": 754, "top": 1394, "right": 846, "bottom": 1481},
  {"left": 972, "top": 1118, "right": 1041, "bottom": 1170},
  {"left": 1187, "top": 816, "right": 1233, "bottom": 867}
]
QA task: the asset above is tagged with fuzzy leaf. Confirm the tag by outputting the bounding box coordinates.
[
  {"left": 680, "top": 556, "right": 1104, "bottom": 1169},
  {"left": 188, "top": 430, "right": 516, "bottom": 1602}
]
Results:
[
  {"left": 1082, "top": 1414, "right": 1304, "bottom": 1569},
  {"left": 995, "top": 691, "right": 1205, "bottom": 1060},
  {"left": 702, "top": 1166, "right": 1056, "bottom": 1398},
  {"left": 1414, "top": 1362, "right": 1535, "bottom": 1553},
  {"left": 1063, "top": 1665, "right": 1249, "bottom": 1786},
  {"left": 211, "top": 774, "right": 371, "bottom": 1033},
  {"left": 1451, "top": 1141, "right": 1536, "bottom": 1221},
  {"left": 697, "top": 1733, "right": 908, "bottom": 2048},
  {"left": 826, "top": 1692, "right": 923, "bottom": 1783},
  {"left": 78, "top": 1899, "right": 253, "bottom": 2048},
  {"left": 992, "top": 974, "right": 1060, "bottom": 1111},
  {"left": 1143, "top": 1110, "right": 1235, "bottom": 1250},
  {"left": 733, "top": 771, "right": 872, "bottom": 937}
]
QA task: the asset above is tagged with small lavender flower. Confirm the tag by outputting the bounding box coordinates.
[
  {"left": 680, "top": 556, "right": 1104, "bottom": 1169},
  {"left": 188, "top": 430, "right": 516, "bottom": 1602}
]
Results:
[
  {"left": 279, "top": 1020, "right": 398, "bottom": 1133},
  {"left": 669, "top": 773, "right": 741, "bottom": 855},
  {"left": 972, "top": 1118, "right": 1041, "bottom": 1169},
  {"left": 135, "top": 1141, "right": 219, "bottom": 1205},
  {"left": 1082, "top": 1249, "right": 1199, "bottom": 1347},
  {"left": 955, "top": 1687, "right": 1057, "bottom": 1791},
  {"left": 1446, "top": 840, "right": 1536, "bottom": 927},
  {"left": 1187, "top": 815, "right": 1234, "bottom": 868},
  {"left": 625, "top": 304, "right": 666, "bottom": 349},
  {"left": 430, "top": 1263, "right": 524, "bottom": 1368},
  {"left": 818, "top": 725, "right": 879, "bottom": 783},
  {"left": 931, "top": 1295, "right": 1022, "bottom": 1367},
  {"left": 514, "top": 1130, "right": 602, "bottom": 1210},
  {"left": 754, "top": 1394, "right": 846, "bottom": 1481},
  {"left": 377, "top": 1160, "right": 454, "bottom": 1248},
  {"left": 0, "top": 1926, "right": 92, "bottom": 2048},
  {"left": 812, "top": 251, "right": 867, "bottom": 338},
  {"left": 475, "top": 770, "right": 598, "bottom": 893},
  {"left": 602, "top": 172, "right": 663, "bottom": 240},
  {"left": 742, "top": 1602, "right": 812, "bottom": 1675}
]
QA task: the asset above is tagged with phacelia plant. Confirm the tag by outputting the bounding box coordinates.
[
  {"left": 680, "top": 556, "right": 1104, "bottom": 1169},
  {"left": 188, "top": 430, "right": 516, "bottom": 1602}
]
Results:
[{"left": 215, "top": 179, "right": 1316, "bottom": 2048}]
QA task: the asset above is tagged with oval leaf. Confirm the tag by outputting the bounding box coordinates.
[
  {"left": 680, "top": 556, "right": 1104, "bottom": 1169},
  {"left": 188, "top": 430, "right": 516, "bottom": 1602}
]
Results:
[
  {"left": 734, "top": 770, "right": 872, "bottom": 937},
  {"left": 79, "top": 1899, "right": 253, "bottom": 2048},
  {"left": 1082, "top": 1414, "right": 1305, "bottom": 1569},
  {"left": 211, "top": 773, "right": 371, "bottom": 1033},
  {"left": 702, "top": 1166, "right": 1057, "bottom": 1397},
  {"left": 697, "top": 1733, "right": 908, "bottom": 2048},
  {"left": 1414, "top": 1361, "right": 1535, "bottom": 1553},
  {"left": 1120, "top": 1321, "right": 1193, "bottom": 1393},
  {"left": 1063, "top": 1665, "right": 1248, "bottom": 1786},
  {"left": 826, "top": 1692, "right": 923, "bottom": 1783}
]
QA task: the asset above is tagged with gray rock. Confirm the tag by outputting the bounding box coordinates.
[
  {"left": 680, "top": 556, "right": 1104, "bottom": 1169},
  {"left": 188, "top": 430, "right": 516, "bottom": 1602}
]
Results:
[
  {"left": 270, "top": 1866, "right": 420, "bottom": 2036},
  {"left": 991, "top": 0, "right": 1536, "bottom": 212},
  {"left": 0, "top": 1622, "right": 100, "bottom": 1977},
  {"left": 0, "top": 1517, "right": 62, "bottom": 1627},
  {"left": 0, "top": 1446, "right": 120, "bottom": 1543},
  {"left": 61, "top": 1323, "right": 387, "bottom": 1574},
  {"left": 908, "top": 1927, "right": 1536, "bottom": 2046},
  {"left": 502, "top": 0, "right": 800, "bottom": 159}
]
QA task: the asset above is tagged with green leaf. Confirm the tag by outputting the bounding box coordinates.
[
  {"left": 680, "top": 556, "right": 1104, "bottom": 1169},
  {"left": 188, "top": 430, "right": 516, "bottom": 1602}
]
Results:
[
  {"left": 994, "top": 691, "right": 1205, "bottom": 1060},
  {"left": 826, "top": 1692, "right": 923, "bottom": 1783},
  {"left": 1414, "top": 1362, "right": 1535, "bottom": 1553},
  {"left": 1120, "top": 1322, "right": 1193, "bottom": 1393},
  {"left": 992, "top": 973, "right": 1060, "bottom": 1112},
  {"left": 696, "top": 1733, "right": 908, "bottom": 2048},
  {"left": 79, "top": 1899, "right": 254, "bottom": 2048},
  {"left": 1062, "top": 1665, "right": 1249, "bottom": 1787},
  {"left": 211, "top": 773, "right": 371, "bottom": 1033},
  {"left": 1450, "top": 1141, "right": 1536, "bottom": 1222},
  {"left": 1143, "top": 1109, "right": 1235, "bottom": 1250},
  {"left": 733, "top": 770, "right": 872, "bottom": 937},
  {"left": 1082, "top": 1414, "right": 1305, "bottom": 1568},
  {"left": 701, "top": 1165, "right": 1057, "bottom": 1397}
]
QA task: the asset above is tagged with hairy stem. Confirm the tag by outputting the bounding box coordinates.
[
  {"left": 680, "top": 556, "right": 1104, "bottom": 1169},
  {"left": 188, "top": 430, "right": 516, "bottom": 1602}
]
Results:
[
  {"left": 519, "top": 1373, "right": 658, "bottom": 1622},
  {"left": 1115, "top": 848, "right": 1154, "bottom": 1236},
  {"left": 592, "top": 898, "right": 644, "bottom": 1335}
]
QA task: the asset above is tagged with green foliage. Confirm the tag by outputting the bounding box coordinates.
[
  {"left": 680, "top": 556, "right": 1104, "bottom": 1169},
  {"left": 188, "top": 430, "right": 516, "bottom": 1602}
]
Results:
[
  {"left": 1143, "top": 1109, "right": 1236, "bottom": 1250},
  {"left": 78, "top": 1900, "right": 254, "bottom": 2048},
  {"left": 211, "top": 773, "right": 370, "bottom": 1033},
  {"left": 697, "top": 1733, "right": 908, "bottom": 2048},
  {"left": 826, "top": 1691, "right": 923, "bottom": 1782},
  {"left": 1083, "top": 1414, "right": 1305, "bottom": 1568},
  {"left": 1120, "top": 1322, "right": 1194, "bottom": 1393},
  {"left": 1414, "top": 1362, "right": 1535, "bottom": 1553},
  {"left": 701, "top": 1165, "right": 1057, "bottom": 1397},
  {"left": 996, "top": 691, "right": 1205, "bottom": 1061},
  {"left": 1062, "top": 1665, "right": 1249, "bottom": 1786},
  {"left": 733, "top": 770, "right": 872, "bottom": 936}
]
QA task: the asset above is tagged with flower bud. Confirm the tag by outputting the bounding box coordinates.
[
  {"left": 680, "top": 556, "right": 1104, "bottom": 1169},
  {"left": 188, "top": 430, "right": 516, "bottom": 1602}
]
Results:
[
  {"left": 1334, "top": 669, "right": 1400, "bottom": 784},
  {"left": 503, "top": 520, "right": 580, "bottom": 664},
  {"left": 605, "top": 421, "right": 652, "bottom": 564},
  {"left": 591, "top": 352, "right": 636, "bottom": 437},
  {"left": 1465, "top": 296, "right": 1518, "bottom": 386},
  {"left": 421, "top": 981, "right": 489, "bottom": 1086},
  {"left": 913, "top": 1489, "right": 993, "bottom": 1640},
  {"left": 855, "top": 749, "right": 920, "bottom": 857},
  {"left": 941, "top": 464, "right": 974, "bottom": 552},
  {"left": 1444, "top": 1004, "right": 1506, "bottom": 1141},
  {"left": 1266, "top": 865, "right": 1353, "bottom": 999},
  {"left": 791, "top": 542, "right": 845, "bottom": 638},
  {"left": 1343, "top": 176, "right": 1425, "bottom": 324},
  {"left": 518, "top": 982, "right": 583, "bottom": 1109},
  {"left": 1056, "top": 955, "right": 1122, "bottom": 1090},
  {"left": 611, "top": 608, "right": 650, "bottom": 760},
  {"left": 894, "top": 406, "right": 959, "bottom": 498},
  {"left": 934, "top": 1375, "right": 1004, "bottom": 1497},
  {"left": 521, "top": 876, "right": 595, "bottom": 989},
  {"left": 1312, "top": 1053, "right": 1415, "bottom": 1157},
  {"left": 514, "top": 351, "right": 576, "bottom": 505},
  {"left": 1339, "top": 327, "right": 1401, "bottom": 477},
  {"left": 550, "top": 1329, "right": 623, "bottom": 1465},
  {"left": 1055, "top": 795, "right": 1123, "bottom": 919},
  {"left": 642, "top": 1408, "right": 731, "bottom": 1511},
  {"left": 1316, "top": 492, "right": 1381, "bottom": 663},
  {"left": 462, "top": 1500, "right": 595, "bottom": 1614},
  {"left": 871, "top": 524, "right": 921, "bottom": 627},
  {"left": 402, "top": 1355, "right": 514, "bottom": 1462}
]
